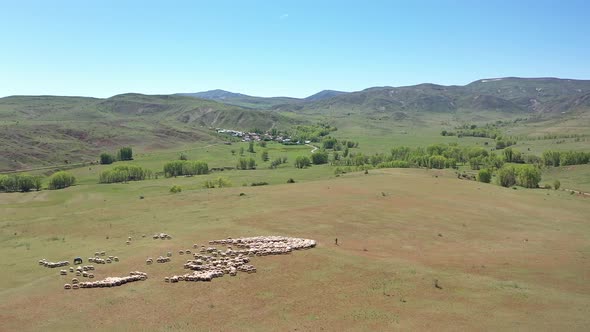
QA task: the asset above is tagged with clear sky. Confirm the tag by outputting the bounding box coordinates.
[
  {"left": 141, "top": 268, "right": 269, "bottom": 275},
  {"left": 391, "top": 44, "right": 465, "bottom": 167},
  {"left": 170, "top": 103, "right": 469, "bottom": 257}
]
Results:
[{"left": 1, "top": 0, "right": 589, "bottom": 98}]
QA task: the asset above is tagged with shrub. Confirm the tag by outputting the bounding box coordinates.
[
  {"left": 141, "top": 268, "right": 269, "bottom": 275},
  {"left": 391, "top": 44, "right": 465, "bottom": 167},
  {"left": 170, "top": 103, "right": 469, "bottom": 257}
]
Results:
[
  {"left": 515, "top": 165, "right": 541, "bottom": 188},
  {"left": 118, "top": 147, "right": 133, "bottom": 161},
  {"left": 100, "top": 153, "right": 115, "bottom": 165},
  {"left": 311, "top": 151, "right": 329, "bottom": 164},
  {"left": 170, "top": 185, "right": 182, "bottom": 193},
  {"left": 553, "top": 179, "right": 561, "bottom": 190},
  {"left": 236, "top": 157, "right": 257, "bottom": 170},
  {"left": 48, "top": 171, "right": 76, "bottom": 190},
  {"left": 287, "top": 178, "right": 296, "bottom": 183},
  {"left": 204, "top": 177, "right": 232, "bottom": 188},
  {"left": 294, "top": 156, "right": 311, "bottom": 168},
  {"left": 179, "top": 153, "right": 188, "bottom": 161},
  {"left": 477, "top": 169, "right": 492, "bottom": 183},
  {"left": 497, "top": 166, "right": 516, "bottom": 187},
  {"left": 250, "top": 181, "right": 269, "bottom": 186}
]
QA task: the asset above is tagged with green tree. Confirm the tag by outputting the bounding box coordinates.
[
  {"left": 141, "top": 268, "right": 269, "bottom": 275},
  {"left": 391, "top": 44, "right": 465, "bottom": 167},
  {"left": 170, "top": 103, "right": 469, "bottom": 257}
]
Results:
[
  {"left": 248, "top": 141, "right": 255, "bottom": 153},
  {"left": 497, "top": 166, "right": 516, "bottom": 188},
  {"left": 311, "top": 151, "right": 329, "bottom": 164},
  {"left": 16, "top": 174, "right": 35, "bottom": 192},
  {"left": 477, "top": 169, "right": 492, "bottom": 183},
  {"left": 516, "top": 165, "right": 541, "bottom": 188},
  {"left": 553, "top": 179, "right": 561, "bottom": 190},
  {"left": 503, "top": 147, "right": 513, "bottom": 162},
  {"left": 261, "top": 151, "right": 269, "bottom": 162},
  {"left": 48, "top": 171, "right": 76, "bottom": 190},
  {"left": 170, "top": 185, "right": 182, "bottom": 193},
  {"left": 239, "top": 147, "right": 245, "bottom": 156},
  {"left": 295, "top": 156, "right": 311, "bottom": 168},
  {"left": 100, "top": 153, "right": 115, "bottom": 165},
  {"left": 32, "top": 175, "right": 43, "bottom": 191},
  {"left": 322, "top": 137, "right": 338, "bottom": 149},
  {"left": 542, "top": 151, "right": 561, "bottom": 166},
  {"left": 118, "top": 147, "right": 133, "bottom": 161}
]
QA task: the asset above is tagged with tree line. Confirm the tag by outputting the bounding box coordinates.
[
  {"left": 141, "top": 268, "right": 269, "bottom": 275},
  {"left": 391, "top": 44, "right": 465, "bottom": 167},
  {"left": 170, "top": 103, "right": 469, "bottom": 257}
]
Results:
[
  {"left": 163, "top": 160, "right": 209, "bottom": 177},
  {"left": 99, "top": 165, "right": 153, "bottom": 183},
  {"left": 100, "top": 147, "right": 134, "bottom": 165},
  {"left": 0, "top": 171, "right": 75, "bottom": 192}
]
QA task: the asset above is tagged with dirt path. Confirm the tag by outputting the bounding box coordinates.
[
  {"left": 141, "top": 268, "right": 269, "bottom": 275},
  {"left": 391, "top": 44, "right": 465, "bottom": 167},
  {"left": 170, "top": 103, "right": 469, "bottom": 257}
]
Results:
[
  {"left": 564, "top": 188, "right": 590, "bottom": 196},
  {"left": 306, "top": 144, "right": 319, "bottom": 153}
]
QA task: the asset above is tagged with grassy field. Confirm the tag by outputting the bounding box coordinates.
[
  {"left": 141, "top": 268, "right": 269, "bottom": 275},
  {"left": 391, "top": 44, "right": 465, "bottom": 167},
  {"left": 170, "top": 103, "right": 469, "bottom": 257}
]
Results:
[{"left": 1, "top": 168, "right": 589, "bottom": 331}]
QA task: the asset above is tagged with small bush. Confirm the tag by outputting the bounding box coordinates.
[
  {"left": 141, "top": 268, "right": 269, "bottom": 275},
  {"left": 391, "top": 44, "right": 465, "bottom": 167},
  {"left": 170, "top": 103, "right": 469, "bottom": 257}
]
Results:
[
  {"left": 477, "top": 169, "right": 492, "bottom": 183},
  {"left": 294, "top": 156, "right": 311, "bottom": 168},
  {"left": 553, "top": 179, "right": 561, "bottom": 190},
  {"left": 48, "top": 171, "right": 76, "bottom": 190},
  {"left": 170, "top": 185, "right": 182, "bottom": 193},
  {"left": 287, "top": 178, "right": 295, "bottom": 183},
  {"left": 251, "top": 181, "right": 269, "bottom": 186},
  {"left": 204, "top": 177, "right": 232, "bottom": 188},
  {"left": 100, "top": 153, "right": 115, "bottom": 165}
]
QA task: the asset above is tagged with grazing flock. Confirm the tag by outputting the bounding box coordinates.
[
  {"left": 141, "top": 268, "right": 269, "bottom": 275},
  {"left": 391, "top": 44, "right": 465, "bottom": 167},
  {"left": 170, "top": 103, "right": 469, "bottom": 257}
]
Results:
[{"left": 38, "top": 235, "right": 316, "bottom": 290}]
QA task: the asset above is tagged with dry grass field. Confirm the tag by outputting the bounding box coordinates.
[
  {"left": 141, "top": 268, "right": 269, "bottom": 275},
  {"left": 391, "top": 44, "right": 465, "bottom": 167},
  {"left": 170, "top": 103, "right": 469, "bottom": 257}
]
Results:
[{"left": 1, "top": 169, "right": 589, "bottom": 331}]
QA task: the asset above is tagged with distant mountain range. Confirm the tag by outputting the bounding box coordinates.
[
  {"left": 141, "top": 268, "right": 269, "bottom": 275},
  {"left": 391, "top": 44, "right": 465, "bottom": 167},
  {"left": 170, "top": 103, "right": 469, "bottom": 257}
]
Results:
[
  {"left": 177, "top": 89, "right": 347, "bottom": 109},
  {"left": 2, "top": 77, "right": 590, "bottom": 170},
  {"left": 179, "top": 78, "right": 590, "bottom": 115}
]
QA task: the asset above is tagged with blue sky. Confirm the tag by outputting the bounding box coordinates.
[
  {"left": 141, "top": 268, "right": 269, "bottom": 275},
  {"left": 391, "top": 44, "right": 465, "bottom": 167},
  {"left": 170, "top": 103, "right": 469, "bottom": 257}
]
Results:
[{"left": 1, "top": 0, "right": 589, "bottom": 98}]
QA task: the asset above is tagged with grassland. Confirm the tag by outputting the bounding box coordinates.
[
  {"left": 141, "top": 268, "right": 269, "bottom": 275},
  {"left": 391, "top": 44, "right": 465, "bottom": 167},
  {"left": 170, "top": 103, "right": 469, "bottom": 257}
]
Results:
[
  {"left": 1, "top": 169, "right": 589, "bottom": 331},
  {"left": 2, "top": 78, "right": 590, "bottom": 331}
]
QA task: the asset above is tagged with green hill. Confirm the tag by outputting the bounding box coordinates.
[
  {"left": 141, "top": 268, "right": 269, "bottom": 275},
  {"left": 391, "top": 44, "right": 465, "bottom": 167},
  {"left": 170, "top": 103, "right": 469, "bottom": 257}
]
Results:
[{"left": 0, "top": 94, "right": 299, "bottom": 171}]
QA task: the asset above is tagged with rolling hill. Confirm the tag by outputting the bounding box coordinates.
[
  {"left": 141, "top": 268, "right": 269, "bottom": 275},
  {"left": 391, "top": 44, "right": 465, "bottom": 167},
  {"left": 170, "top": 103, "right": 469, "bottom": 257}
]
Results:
[
  {"left": 3, "top": 77, "right": 590, "bottom": 172},
  {"left": 0, "top": 94, "right": 299, "bottom": 171},
  {"left": 297, "top": 78, "right": 590, "bottom": 116}
]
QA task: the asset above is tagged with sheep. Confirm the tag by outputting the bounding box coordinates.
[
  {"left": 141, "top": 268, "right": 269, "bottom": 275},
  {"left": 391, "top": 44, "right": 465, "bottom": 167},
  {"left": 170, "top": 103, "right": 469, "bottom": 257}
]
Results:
[
  {"left": 126, "top": 241, "right": 131, "bottom": 245},
  {"left": 128, "top": 236, "right": 132, "bottom": 241},
  {"left": 113, "top": 257, "right": 119, "bottom": 262},
  {"left": 166, "top": 252, "right": 172, "bottom": 257},
  {"left": 69, "top": 267, "right": 74, "bottom": 272},
  {"left": 100, "top": 251, "right": 106, "bottom": 256},
  {"left": 64, "top": 283, "right": 72, "bottom": 290},
  {"left": 72, "top": 278, "right": 79, "bottom": 284},
  {"left": 75, "top": 271, "right": 81, "bottom": 276},
  {"left": 106, "top": 259, "right": 112, "bottom": 264},
  {"left": 193, "top": 244, "right": 198, "bottom": 249},
  {"left": 185, "top": 250, "right": 191, "bottom": 255},
  {"left": 60, "top": 270, "right": 67, "bottom": 276},
  {"left": 179, "top": 250, "right": 184, "bottom": 255}
]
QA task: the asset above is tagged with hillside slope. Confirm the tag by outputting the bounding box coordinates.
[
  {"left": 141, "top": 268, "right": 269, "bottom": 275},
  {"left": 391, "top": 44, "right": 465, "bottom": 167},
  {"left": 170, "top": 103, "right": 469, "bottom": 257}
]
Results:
[
  {"left": 0, "top": 94, "right": 297, "bottom": 171},
  {"left": 299, "top": 78, "right": 590, "bottom": 116}
]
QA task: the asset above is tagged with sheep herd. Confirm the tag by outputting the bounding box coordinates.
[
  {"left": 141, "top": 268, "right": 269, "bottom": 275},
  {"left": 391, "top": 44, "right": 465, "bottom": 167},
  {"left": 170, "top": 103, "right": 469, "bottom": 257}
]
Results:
[
  {"left": 164, "top": 236, "right": 316, "bottom": 283},
  {"left": 38, "top": 235, "right": 316, "bottom": 291},
  {"left": 64, "top": 271, "right": 147, "bottom": 289}
]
